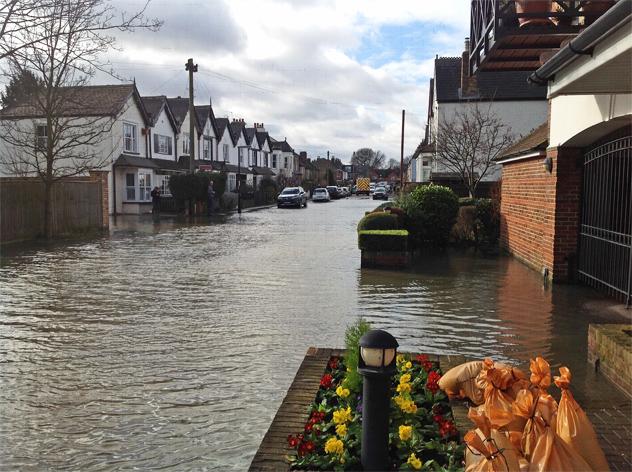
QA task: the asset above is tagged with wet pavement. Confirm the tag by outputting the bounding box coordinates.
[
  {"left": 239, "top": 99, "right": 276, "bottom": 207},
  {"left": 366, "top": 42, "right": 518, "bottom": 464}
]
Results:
[{"left": 0, "top": 197, "right": 629, "bottom": 470}]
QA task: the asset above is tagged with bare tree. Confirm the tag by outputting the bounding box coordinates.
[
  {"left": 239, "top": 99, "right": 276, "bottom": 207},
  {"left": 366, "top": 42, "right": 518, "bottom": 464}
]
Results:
[
  {"left": 351, "top": 148, "right": 386, "bottom": 170},
  {"left": 0, "top": 0, "right": 160, "bottom": 239},
  {"left": 435, "top": 102, "right": 514, "bottom": 198}
]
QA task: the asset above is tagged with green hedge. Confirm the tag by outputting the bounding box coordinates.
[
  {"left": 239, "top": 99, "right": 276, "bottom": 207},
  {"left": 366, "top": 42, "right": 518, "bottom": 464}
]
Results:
[
  {"left": 475, "top": 198, "right": 500, "bottom": 246},
  {"left": 358, "top": 230, "right": 409, "bottom": 252},
  {"left": 357, "top": 212, "right": 400, "bottom": 232},
  {"left": 397, "top": 184, "right": 459, "bottom": 247},
  {"left": 169, "top": 172, "right": 226, "bottom": 204}
]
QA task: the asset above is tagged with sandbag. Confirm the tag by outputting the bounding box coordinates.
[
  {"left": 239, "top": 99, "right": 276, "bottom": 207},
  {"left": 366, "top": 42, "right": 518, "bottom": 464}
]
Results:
[
  {"left": 465, "top": 408, "right": 521, "bottom": 472},
  {"left": 529, "top": 357, "right": 551, "bottom": 392},
  {"left": 476, "top": 358, "right": 528, "bottom": 400},
  {"left": 513, "top": 389, "right": 547, "bottom": 460},
  {"left": 527, "top": 394, "right": 591, "bottom": 472},
  {"left": 483, "top": 368, "right": 526, "bottom": 431},
  {"left": 554, "top": 367, "right": 610, "bottom": 471},
  {"left": 439, "top": 360, "right": 485, "bottom": 404}
]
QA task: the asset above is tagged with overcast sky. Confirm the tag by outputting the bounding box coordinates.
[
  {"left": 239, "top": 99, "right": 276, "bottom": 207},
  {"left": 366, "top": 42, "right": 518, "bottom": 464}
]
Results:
[{"left": 107, "top": 0, "right": 470, "bottom": 163}]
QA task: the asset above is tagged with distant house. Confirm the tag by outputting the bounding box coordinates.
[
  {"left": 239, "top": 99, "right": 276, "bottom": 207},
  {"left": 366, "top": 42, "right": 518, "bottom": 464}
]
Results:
[
  {"left": 409, "top": 40, "right": 548, "bottom": 191},
  {"left": 246, "top": 123, "right": 275, "bottom": 187},
  {"left": 497, "top": 1, "right": 631, "bottom": 297},
  {"left": 270, "top": 138, "right": 295, "bottom": 179}
]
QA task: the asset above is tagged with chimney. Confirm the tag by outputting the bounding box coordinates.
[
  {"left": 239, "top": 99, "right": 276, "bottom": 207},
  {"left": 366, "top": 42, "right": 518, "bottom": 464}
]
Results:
[{"left": 461, "top": 37, "right": 477, "bottom": 98}]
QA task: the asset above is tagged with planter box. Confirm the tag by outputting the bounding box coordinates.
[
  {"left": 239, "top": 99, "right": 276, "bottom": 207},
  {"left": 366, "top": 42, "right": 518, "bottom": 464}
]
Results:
[
  {"left": 361, "top": 250, "right": 410, "bottom": 269},
  {"left": 588, "top": 324, "right": 632, "bottom": 398}
]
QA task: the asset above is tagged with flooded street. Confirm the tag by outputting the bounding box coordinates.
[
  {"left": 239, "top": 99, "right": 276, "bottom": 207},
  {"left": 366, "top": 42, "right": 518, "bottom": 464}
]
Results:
[{"left": 0, "top": 198, "right": 626, "bottom": 470}]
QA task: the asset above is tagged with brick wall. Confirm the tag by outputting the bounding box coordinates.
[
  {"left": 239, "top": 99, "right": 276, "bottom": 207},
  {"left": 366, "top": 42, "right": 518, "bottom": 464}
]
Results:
[
  {"left": 89, "top": 170, "right": 109, "bottom": 229},
  {"left": 500, "top": 154, "right": 555, "bottom": 276},
  {"left": 499, "top": 146, "right": 582, "bottom": 282}
]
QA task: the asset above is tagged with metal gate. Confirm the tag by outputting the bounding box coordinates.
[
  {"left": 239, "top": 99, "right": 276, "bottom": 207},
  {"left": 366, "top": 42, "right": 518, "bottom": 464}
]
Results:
[{"left": 578, "top": 135, "right": 632, "bottom": 305}]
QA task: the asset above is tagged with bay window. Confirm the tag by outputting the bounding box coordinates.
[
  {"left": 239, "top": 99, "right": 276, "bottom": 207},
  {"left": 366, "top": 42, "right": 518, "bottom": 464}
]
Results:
[{"left": 138, "top": 172, "right": 151, "bottom": 201}]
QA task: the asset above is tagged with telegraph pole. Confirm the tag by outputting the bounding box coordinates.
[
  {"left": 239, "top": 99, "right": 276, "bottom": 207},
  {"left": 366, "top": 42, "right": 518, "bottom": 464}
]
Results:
[
  {"left": 185, "top": 58, "right": 198, "bottom": 174},
  {"left": 400, "top": 109, "right": 405, "bottom": 196}
]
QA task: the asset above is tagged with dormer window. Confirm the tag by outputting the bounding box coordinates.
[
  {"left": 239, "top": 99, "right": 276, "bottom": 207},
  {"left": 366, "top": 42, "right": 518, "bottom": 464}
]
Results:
[{"left": 182, "top": 133, "right": 190, "bottom": 155}]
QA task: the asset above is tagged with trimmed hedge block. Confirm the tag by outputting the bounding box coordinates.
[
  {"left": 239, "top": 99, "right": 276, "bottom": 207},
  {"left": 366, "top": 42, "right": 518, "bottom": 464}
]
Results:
[
  {"left": 357, "top": 212, "right": 400, "bottom": 231},
  {"left": 358, "top": 230, "right": 408, "bottom": 252}
]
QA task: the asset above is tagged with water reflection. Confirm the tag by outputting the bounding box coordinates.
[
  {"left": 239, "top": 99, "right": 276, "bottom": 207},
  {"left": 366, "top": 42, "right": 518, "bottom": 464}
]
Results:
[{"left": 0, "top": 199, "right": 627, "bottom": 470}]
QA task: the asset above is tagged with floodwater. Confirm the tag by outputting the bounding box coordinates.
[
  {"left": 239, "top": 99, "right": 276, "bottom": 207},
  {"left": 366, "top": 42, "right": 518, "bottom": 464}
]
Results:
[{"left": 0, "top": 198, "right": 627, "bottom": 470}]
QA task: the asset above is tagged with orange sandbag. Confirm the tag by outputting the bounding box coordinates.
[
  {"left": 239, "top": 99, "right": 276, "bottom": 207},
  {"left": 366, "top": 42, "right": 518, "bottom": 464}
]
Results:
[
  {"left": 465, "top": 408, "right": 521, "bottom": 472},
  {"left": 439, "top": 360, "right": 485, "bottom": 404},
  {"left": 513, "top": 389, "right": 549, "bottom": 460},
  {"left": 483, "top": 368, "right": 525, "bottom": 430},
  {"left": 529, "top": 357, "right": 551, "bottom": 392},
  {"left": 527, "top": 394, "right": 592, "bottom": 472},
  {"left": 476, "top": 358, "right": 528, "bottom": 400},
  {"left": 554, "top": 367, "right": 610, "bottom": 471}
]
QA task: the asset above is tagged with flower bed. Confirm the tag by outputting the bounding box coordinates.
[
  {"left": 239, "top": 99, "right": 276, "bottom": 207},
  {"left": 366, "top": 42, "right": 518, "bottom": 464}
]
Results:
[{"left": 286, "top": 353, "right": 464, "bottom": 471}]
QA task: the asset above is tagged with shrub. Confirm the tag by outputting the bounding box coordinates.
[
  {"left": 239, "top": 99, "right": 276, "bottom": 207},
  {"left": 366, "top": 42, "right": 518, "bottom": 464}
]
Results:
[
  {"left": 358, "top": 230, "right": 409, "bottom": 252},
  {"left": 459, "top": 197, "right": 477, "bottom": 207},
  {"left": 398, "top": 184, "right": 459, "bottom": 247},
  {"left": 169, "top": 172, "right": 226, "bottom": 205},
  {"left": 357, "top": 211, "right": 399, "bottom": 232},
  {"left": 475, "top": 198, "right": 500, "bottom": 246},
  {"left": 342, "top": 318, "right": 372, "bottom": 393},
  {"left": 451, "top": 205, "right": 477, "bottom": 244}
]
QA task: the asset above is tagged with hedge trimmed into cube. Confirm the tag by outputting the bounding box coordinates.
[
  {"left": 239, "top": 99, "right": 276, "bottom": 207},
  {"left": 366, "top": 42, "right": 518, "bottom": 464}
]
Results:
[
  {"left": 357, "top": 212, "right": 400, "bottom": 232},
  {"left": 358, "top": 229, "right": 409, "bottom": 252}
]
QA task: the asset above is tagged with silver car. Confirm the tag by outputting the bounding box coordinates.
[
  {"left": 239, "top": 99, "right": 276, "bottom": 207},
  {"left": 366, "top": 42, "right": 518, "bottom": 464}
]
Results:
[{"left": 312, "top": 188, "right": 330, "bottom": 202}]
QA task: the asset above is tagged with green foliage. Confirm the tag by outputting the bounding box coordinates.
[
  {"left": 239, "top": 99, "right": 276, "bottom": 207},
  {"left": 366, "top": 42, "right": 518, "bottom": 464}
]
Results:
[
  {"left": 1, "top": 68, "right": 44, "bottom": 109},
  {"left": 357, "top": 211, "right": 399, "bottom": 232},
  {"left": 358, "top": 230, "right": 409, "bottom": 252},
  {"left": 458, "top": 197, "right": 477, "bottom": 207},
  {"left": 256, "top": 177, "right": 278, "bottom": 204},
  {"left": 397, "top": 184, "right": 459, "bottom": 247},
  {"left": 474, "top": 198, "right": 500, "bottom": 246},
  {"left": 169, "top": 172, "right": 226, "bottom": 205},
  {"left": 342, "top": 318, "right": 371, "bottom": 393}
]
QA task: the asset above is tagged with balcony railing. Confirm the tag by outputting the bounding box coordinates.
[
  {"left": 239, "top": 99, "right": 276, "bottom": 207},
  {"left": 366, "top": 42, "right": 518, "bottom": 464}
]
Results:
[{"left": 469, "top": 0, "right": 612, "bottom": 74}]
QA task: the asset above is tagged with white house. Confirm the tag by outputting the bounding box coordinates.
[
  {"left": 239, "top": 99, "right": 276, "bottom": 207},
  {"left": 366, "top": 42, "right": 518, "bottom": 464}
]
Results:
[
  {"left": 194, "top": 103, "right": 219, "bottom": 163},
  {"left": 245, "top": 123, "right": 275, "bottom": 187},
  {"left": 270, "top": 137, "right": 295, "bottom": 179},
  {"left": 410, "top": 40, "right": 549, "bottom": 188}
]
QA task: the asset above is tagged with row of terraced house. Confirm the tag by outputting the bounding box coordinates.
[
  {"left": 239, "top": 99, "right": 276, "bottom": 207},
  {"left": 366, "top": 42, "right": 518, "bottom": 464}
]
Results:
[{"left": 0, "top": 82, "right": 318, "bottom": 215}]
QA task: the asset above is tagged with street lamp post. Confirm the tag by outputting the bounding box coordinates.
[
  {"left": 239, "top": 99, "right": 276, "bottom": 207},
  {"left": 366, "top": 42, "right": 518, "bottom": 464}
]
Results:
[{"left": 357, "top": 329, "right": 399, "bottom": 471}]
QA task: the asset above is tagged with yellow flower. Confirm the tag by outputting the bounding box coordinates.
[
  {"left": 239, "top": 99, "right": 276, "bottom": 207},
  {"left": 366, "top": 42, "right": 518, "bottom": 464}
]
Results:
[
  {"left": 336, "top": 386, "right": 350, "bottom": 398},
  {"left": 325, "top": 437, "right": 345, "bottom": 455},
  {"left": 333, "top": 406, "right": 352, "bottom": 424},
  {"left": 404, "top": 361, "right": 413, "bottom": 370},
  {"left": 396, "top": 354, "right": 405, "bottom": 365},
  {"left": 400, "top": 373, "right": 411, "bottom": 384},
  {"left": 396, "top": 397, "right": 418, "bottom": 414},
  {"left": 399, "top": 425, "right": 413, "bottom": 441},
  {"left": 335, "top": 423, "right": 347, "bottom": 437},
  {"left": 397, "top": 382, "right": 412, "bottom": 393},
  {"left": 407, "top": 452, "right": 422, "bottom": 470}
]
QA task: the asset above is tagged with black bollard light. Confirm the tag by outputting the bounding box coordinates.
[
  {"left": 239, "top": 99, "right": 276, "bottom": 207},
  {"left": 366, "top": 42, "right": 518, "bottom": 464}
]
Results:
[{"left": 358, "top": 329, "right": 398, "bottom": 471}]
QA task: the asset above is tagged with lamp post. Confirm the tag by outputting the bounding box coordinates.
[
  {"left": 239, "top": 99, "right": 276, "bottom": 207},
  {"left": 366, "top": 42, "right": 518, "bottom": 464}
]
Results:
[{"left": 358, "top": 329, "right": 398, "bottom": 471}]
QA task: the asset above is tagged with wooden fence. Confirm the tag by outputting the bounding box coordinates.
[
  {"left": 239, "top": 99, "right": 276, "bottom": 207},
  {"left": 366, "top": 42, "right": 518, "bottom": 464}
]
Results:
[{"left": 0, "top": 174, "right": 108, "bottom": 244}]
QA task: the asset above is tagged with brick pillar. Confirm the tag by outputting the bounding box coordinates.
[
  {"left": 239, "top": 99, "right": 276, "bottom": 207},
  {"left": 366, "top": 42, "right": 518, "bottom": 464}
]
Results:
[
  {"left": 550, "top": 147, "right": 583, "bottom": 282},
  {"left": 89, "top": 170, "right": 109, "bottom": 229}
]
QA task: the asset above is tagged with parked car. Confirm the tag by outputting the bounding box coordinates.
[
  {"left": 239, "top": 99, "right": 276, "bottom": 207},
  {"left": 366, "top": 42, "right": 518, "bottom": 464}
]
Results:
[
  {"left": 372, "top": 186, "right": 388, "bottom": 200},
  {"left": 369, "top": 182, "right": 376, "bottom": 195},
  {"left": 351, "top": 185, "right": 357, "bottom": 194},
  {"left": 326, "top": 186, "right": 341, "bottom": 199},
  {"left": 278, "top": 187, "right": 308, "bottom": 208},
  {"left": 341, "top": 186, "right": 350, "bottom": 197},
  {"left": 312, "top": 187, "right": 331, "bottom": 202}
]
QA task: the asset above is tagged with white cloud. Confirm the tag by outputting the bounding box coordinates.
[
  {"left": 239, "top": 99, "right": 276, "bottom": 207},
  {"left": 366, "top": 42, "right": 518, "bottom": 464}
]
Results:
[{"left": 103, "top": 0, "right": 470, "bottom": 161}]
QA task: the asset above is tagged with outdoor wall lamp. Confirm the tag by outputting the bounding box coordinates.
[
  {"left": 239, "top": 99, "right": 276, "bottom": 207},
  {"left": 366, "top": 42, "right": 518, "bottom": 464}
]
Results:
[
  {"left": 543, "top": 156, "right": 553, "bottom": 173},
  {"left": 358, "top": 329, "right": 398, "bottom": 471}
]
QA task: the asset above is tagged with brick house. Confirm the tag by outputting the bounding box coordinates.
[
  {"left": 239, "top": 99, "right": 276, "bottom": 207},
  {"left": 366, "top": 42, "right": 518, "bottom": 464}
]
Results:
[{"left": 497, "top": 1, "right": 631, "bottom": 302}]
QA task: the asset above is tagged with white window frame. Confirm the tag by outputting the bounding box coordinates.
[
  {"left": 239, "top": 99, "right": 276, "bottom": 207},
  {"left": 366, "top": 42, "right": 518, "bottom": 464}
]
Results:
[
  {"left": 223, "top": 143, "right": 229, "bottom": 162},
  {"left": 238, "top": 148, "right": 244, "bottom": 166},
  {"left": 125, "top": 173, "right": 136, "bottom": 200},
  {"left": 160, "top": 175, "right": 171, "bottom": 196},
  {"left": 263, "top": 152, "right": 268, "bottom": 167},
  {"left": 284, "top": 156, "right": 288, "bottom": 169},
  {"left": 36, "top": 124, "right": 47, "bottom": 151},
  {"left": 182, "top": 133, "right": 190, "bottom": 155},
  {"left": 123, "top": 122, "right": 138, "bottom": 153},
  {"left": 228, "top": 174, "right": 236, "bottom": 191},
  {"left": 203, "top": 137, "right": 212, "bottom": 160},
  {"left": 138, "top": 172, "right": 152, "bottom": 201},
  {"left": 154, "top": 134, "right": 172, "bottom": 155}
]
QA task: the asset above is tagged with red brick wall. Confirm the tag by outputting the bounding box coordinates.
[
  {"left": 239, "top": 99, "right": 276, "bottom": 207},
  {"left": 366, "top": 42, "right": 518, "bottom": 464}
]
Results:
[
  {"left": 500, "top": 154, "right": 556, "bottom": 276},
  {"left": 499, "top": 146, "right": 582, "bottom": 282}
]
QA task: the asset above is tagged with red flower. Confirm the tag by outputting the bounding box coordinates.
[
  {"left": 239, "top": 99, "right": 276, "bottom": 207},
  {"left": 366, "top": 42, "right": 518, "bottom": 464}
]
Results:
[
  {"left": 304, "top": 422, "right": 313, "bottom": 433},
  {"left": 433, "top": 414, "right": 443, "bottom": 424},
  {"left": 328, "top": 357, "right": 339, "bottom": 370},
  {"left": 416, "top": 354, "right": 428, "bottom": 363},
  {"left": 426, "top": 371, "right": 441, "bottom": 394},
  {"left": 304, "top": 440, "right": 315, "bottom": 453},
  {"left": 439, "top": 420, "right": 457, "bottom": 437},
  {"left": 287, "top": 435, "right": 299, "bottom": 449},
  {"left": 320, "top": 374, "right": 333, "bottom": 389}
]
